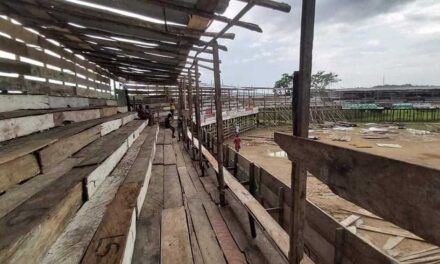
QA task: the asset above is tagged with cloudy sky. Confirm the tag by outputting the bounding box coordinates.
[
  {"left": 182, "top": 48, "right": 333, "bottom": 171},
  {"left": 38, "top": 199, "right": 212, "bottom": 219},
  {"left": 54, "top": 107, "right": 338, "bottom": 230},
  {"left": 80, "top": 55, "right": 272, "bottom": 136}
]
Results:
[{"left": 195, "top": 0, "right": 440, "bottom": 88}]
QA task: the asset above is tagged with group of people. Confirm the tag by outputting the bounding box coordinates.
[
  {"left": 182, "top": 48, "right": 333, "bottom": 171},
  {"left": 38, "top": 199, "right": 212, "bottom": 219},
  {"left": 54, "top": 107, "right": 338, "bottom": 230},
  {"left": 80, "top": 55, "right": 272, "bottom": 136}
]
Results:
[{"left": 137, "top": 98, "right": 242, "bottom": 151}]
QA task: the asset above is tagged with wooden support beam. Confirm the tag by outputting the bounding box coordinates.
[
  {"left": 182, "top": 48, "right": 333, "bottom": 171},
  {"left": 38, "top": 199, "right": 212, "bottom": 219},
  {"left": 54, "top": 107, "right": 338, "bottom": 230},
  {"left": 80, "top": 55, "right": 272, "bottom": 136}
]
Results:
[
  {"left": 194, "top": 61, "right": 205, "bottom": 176},
  {"left": 237, "top": 0, "right": 291, "bottom": 13},
  {"left": 213, "top": 40, "right": 226, "bottom": 206},
  {"left": 288, "top": 0, "right": 316, "bottom": 262},
  {"left": 274, "top": 133, "right": 440, "bottom": 247}
]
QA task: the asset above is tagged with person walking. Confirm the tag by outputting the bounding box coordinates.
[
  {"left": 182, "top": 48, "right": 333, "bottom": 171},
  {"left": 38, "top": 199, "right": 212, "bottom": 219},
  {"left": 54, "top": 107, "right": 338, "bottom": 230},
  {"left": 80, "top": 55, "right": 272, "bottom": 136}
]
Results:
[{"left": 165, "top": 113, "right": 176, "bottom": 138}]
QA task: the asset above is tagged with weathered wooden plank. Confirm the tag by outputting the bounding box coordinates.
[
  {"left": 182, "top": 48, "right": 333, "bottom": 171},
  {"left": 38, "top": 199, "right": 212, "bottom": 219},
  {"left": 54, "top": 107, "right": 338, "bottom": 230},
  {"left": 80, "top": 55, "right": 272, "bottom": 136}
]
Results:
[
  {"left": 132, "top": 165, "right": 164, "bottom": 264},
  {"left": 123, "top": 126, "right": 158, "bottom": 215},
  {"left": 100, "top": 107, "right": 118, "bottom": 117},
  {"left": 38, "top": 126, "right": 101, "bottom": 171},
  {"left": 48, "top": 96, "right": 89, "bottom": 109},
  {"left": 274, "top": 132, "right": 440, "bottom": 247},
  {"left": 203, "top": 201, "right": 247, "bottom": 263},
  {"left": 163, "top": 165, "right": 183, "bottom": 208},
  {"left": 153, "top": 144, "right": 164, "bottom": 164},
  {"left": 163, "top": 144, "right": 177, "bottom": 165},
  {"left": 0, "top": 94, "right": 49, "bottom": 112},
  {"left": 0, "top": 113, "right": 55, "bottom": 142},
  {"left": 177, "top": 166, "right": 198, "bottom": 199},
  {"left": 0, "top": 154, "right": 40, "bottom": 192},
  {"left": 156, "top": 129, "right": 165, "bottom": 145},
  {"left": 161, "top": 206, "right": 193, "bottom": 264},
  {"left": 0, "top": 157, "right": 76, "bottom": 219},
  {"left": 0, "top": 166, "right": 92, "bottom": 263},
  {"left": 54, "top": 109, "right": 101, "bottom": 125},
  {"left": 183, "top": 198, "right": 205, "bottom": 264},
  {"left": 43, "top": 128, "right": 150, "bottom": 264},
  {"left": 100, "top": 118, "right": 122, "bottom": 136},
  {"left": 174, "top": 142, "right": 186, "bottom": 167},
  {"left": 163, "top": 129, "right": 174, "bottom": 145},
  {"left": 82, "top": 189, "right": 138, "bottom": 264},
  {"left": 187, "top": 198, "right": 227, "bottom": 264}
]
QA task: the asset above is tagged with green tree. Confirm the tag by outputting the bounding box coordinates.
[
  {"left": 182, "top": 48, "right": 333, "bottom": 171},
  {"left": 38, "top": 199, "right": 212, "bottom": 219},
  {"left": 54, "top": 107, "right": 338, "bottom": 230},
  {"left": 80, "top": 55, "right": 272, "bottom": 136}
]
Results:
[
  {"left": 273, "top": 73, "right": 292, "bottom": 95},
  {"left": 311, "top": 71, "right": 340, "bottom": 97}
]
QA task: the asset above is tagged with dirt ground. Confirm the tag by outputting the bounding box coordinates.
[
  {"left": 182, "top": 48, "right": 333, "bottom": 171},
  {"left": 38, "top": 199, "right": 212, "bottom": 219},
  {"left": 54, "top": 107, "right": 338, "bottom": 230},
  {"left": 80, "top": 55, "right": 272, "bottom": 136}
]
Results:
[{"left": 228, "top": 123, "right": 440, "bottom": 261}]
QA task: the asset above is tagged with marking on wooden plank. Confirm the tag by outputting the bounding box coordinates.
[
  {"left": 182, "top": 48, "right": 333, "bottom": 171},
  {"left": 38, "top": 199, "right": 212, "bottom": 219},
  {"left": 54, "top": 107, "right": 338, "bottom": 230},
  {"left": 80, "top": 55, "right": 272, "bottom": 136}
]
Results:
[
  {"left": 161, "top": 206, "right": 193, "bottom": 264},
  {"left": 178, "top": 166, "right": 198, "bottom": 199},
  {"left": 183, "top": 198, "right": 205, "bottom": 264},
  {"left": 43, "top": 129, "right": 150, "bottom": 264},
  {"left": 0, "top": 154, "right": 40, "bottom": 193},
  {"left": 163, "top": 165, "right": 183, "bottom": 209}
]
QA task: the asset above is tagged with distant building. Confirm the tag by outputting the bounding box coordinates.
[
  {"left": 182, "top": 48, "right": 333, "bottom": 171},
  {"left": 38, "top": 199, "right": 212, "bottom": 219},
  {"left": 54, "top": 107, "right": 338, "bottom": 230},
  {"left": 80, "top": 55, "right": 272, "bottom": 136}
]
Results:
[{"left": 328, "top": 85, "right": 440, "bottom": 107}]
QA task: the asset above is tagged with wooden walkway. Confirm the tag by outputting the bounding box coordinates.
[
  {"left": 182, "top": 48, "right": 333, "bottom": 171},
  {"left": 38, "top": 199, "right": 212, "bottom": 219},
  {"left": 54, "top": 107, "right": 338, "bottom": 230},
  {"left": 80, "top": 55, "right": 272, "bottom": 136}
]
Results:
[{"left": 132, "top": 129, "right": 267, "bottom": 264}]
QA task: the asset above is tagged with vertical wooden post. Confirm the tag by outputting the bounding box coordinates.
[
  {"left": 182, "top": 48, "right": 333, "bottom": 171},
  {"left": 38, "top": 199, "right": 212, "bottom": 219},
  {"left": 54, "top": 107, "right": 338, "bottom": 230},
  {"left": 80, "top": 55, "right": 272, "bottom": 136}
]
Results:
[
  {"left": 123, "top": 85, "right": 131, "bottom": 112},
  {"left": 194, "top": 61, "right": 205, "bottom": 176},
  {"left": 248, "top": 162, "right": 257, "bottom": 238},
  {"left": 182, "top": 77, "right": 188, "bottom": 145},
  {"left": 187, "top": 71, "right": 193, "bottom": 151},
  {"left": 289, "top": 0, "right": 316, "bottom": 263},
  {"left": 213, "top": 40, "right": 226, "bottom": 206},
  {"left": 178, "top": 79, "right": 184, "bottom": 141}
]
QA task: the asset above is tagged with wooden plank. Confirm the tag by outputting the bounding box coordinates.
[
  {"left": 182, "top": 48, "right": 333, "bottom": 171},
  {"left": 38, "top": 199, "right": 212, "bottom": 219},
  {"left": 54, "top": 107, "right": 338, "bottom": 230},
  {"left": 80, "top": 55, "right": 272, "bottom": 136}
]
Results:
[
  {"left": 81, "top": 184, "right": 138, "bottom": 264},
  {"left": 163, "top": 144, "right": 177, "bottom": 165},
  {"left": 184, "top": 198, "right": 205, "bottom": 264},
  {"left": 174, "top": 142, "right": 186, "bottom": 167},
  {"left": 55, "top": 109, "right": 101, "bottom": 125},
  {"left": 0, "top": 166, "right": 91, "bottom": 263},
  {"left": 340, "top": 215, "right": 361, "bottom": 227},
  {"left": 0, "top": 154, "right": 40, "bottom": 193},
  {"left": 187, "top": 198, "right": 226, "bottom": 264},
  {"left": 133, "top": 165, "right": 164, "bottom": 264},
  {"left": 153, "top": 144, "right": 164, "bottom": 164},
  {"left": 156, "top": 129, "right": 165, "bottom": 145},
  {"left": 48, "top": 96, "right": 89, "bottom": 109},
  {"left": 177, "top": 166, "right": 198, "bottom": 199},
  {"left": 161, "top": 206, "right": 193, "bottom": 264},
  {"left": 100, "top": 118, "right": 122, "bottom": 136},
  {"left": 163, "top": 165, "right": 183, "bottom": 208},
  {"left": 0, "top": 113, "right": 55, "bottom": 142},
  {"left": 164, "top": 129, "right": 174, "bottom": 144},
  {"left": 43, "top": 128, "right": 150, "bottom": 264},
  {"left": 203, "top": 201, "right": 247, "bottom": 263},
  {"left": 38, "top": 126, "right": 101, "bottom": 171},
  {"left": 0, "top": 158, "right": 76, "bottom": 219},
  {"left": 274, "top": 132, "right": 440, "bottom": 246},
  {"left": 100, "top": 107, "right": 118, "bottom": 117},
  {"left": 0, "top": 94, "right": 49, "bottom": 112}
]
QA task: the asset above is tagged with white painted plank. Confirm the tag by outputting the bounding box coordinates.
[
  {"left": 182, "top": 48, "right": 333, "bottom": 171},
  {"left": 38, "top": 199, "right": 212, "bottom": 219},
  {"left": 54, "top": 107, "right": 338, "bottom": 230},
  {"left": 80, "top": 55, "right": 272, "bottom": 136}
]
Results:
[
  {"left": 0, "top": 114, "right": 55, "bottom": 142},
  {"left": 0, "top": 95, "right": 49, "bottom": 112},
  {"left": 48, "top": 96, "right": 89, "bottom": 108},
  {"left": 101, "top": 119, "right": 122, "bottom": 136}
]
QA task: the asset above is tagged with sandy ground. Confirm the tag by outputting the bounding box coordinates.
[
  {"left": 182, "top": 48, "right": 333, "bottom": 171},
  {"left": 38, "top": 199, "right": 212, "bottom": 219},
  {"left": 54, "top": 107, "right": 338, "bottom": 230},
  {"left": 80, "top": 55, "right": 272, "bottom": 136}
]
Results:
[{"left": 229, "top": 123, "right": 440, "bottom": 261}]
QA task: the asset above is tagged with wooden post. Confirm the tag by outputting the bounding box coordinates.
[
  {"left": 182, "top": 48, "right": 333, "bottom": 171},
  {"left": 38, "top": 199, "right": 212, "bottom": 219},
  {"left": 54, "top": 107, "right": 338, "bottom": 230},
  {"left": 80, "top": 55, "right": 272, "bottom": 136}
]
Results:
[
  {"left": 187, "top": 72, "right": 193, "bottom": 150},
  {"left": 123, "top": 86, "right": 131, "bottom": 112},
  {"left": 194, "top": 61, "right": 205, "bottom": 176},
  {"left": 213, "top": 40, "right": 226, "bottom": 206},
  {"left": 178, "top": 79, "right": 184, "bottom": 141},
  {"left": 248, "top": 162, "right": 257, "bottom": 238},
  {"left": 289, "top": 0, "right": 316, "bottom": 262}
]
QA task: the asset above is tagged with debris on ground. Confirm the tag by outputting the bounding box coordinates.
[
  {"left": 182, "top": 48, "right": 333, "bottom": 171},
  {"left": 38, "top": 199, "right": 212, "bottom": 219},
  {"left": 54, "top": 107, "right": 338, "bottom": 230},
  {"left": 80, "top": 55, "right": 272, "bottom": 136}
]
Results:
[
  {"left": 330, "top": 135, "right": 351, "bottom": 142},
  {"left": 377, "top": 143, "right": 402, "bottom": 148},
  {"left": 350, "top": 143, "right": 373, "bottom": 148}
]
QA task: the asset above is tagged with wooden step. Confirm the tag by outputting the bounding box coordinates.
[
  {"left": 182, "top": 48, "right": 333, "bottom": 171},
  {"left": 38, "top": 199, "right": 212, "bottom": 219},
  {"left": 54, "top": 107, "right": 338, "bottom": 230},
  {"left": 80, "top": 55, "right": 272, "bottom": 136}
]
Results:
[
  {"left": 0, "top": 120, "right": 146, "bottom": 264},
  {"left": 42, "top": 126, "right": 152, "bottom": 264},
  {"left": 0, "top": 106, "right": 121, "bottom": 142},
  {"left": 81, "top": 125, "right": 158, "bottom": 264},
  {"left": 0, "top": 112, "right": 136, "bottom": 194}
]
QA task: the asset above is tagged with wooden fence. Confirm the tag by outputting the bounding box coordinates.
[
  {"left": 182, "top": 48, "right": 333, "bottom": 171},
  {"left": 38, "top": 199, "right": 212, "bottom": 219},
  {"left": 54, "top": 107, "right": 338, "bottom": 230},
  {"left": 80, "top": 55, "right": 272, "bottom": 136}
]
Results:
[
  {"left": 219, "top": 145, "right": 396, "bottom": 264},
  {"left": 342, "top": 108, "right": 440, "bottom": 123}
]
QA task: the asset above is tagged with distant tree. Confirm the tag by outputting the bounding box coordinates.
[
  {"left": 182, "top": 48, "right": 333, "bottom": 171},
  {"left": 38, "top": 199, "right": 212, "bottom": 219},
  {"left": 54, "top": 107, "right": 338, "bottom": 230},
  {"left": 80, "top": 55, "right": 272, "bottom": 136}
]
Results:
[
  {"left": 273, "top": 73, "right": 293, "bottom": 95},
  {"left": 311, "top": 71, "right": 340, "bottom": 97}
]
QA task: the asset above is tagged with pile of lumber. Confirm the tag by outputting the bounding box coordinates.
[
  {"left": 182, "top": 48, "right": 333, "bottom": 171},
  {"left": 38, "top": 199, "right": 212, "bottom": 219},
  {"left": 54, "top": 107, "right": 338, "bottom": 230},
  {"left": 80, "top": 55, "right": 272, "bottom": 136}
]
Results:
[{"left": 0, "top": 104, "right": 158, "bottom": 264}]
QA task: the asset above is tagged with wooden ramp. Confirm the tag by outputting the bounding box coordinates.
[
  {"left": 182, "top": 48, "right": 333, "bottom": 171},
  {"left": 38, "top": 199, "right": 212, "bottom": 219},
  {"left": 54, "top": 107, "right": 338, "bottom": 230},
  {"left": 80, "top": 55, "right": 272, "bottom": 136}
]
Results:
[{"left": 132, "top": 128, "right": 266, "bottom": 264}]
